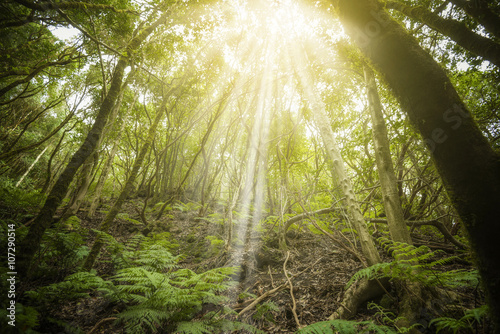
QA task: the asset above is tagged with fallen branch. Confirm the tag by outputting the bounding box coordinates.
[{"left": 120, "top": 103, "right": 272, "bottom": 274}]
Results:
[
  {"left": 283, "top": 206, "right": 342, "bottom": 232},
  {"left": 237, "top": 283, "right": 287, "bottom": 318},
  {"left": 366, "top": 218, "right": 468, "bottom": 249}
]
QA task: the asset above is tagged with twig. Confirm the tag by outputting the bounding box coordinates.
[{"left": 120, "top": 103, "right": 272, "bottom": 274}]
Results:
[
  {"left": 367, "top": 217, "right": 467, "bottom": 249},
  {"left": 284, "top": 251, "right": 302, "bottom": 329},
  {"left": 268, "top": 265, "right": 275, "bottom": 288},
  {"left": 310, "top": 220, "right": 367, "bottom": 267},
  {"left": 237, "top": 283, "right": 287, "bottom": 318}
]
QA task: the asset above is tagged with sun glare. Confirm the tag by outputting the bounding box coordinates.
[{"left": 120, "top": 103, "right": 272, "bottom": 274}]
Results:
[{"left": 193, "top": 0, "right": 346, "bottom": 283}]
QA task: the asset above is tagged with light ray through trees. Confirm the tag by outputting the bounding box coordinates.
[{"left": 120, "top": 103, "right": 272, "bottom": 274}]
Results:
[{"left": 188, "top": 0, "right": 346, "bottom": 284}]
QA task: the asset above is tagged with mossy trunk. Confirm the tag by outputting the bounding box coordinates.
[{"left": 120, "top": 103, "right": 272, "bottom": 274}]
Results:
[
  {"left": 335, "top": 0, "right": 500, "bottom": 328},
  {"left": 60, "top": 151, "right": 99, "bottom": 221},
  {"left": 365, "top": 66, "right": 412, "bottom": 245},
  {"left": 17, "top": 11, "right": 171, "bottom": 278},
  {"left": 294, "top": 45, "right": 381, "bottom": 266},
  {"left": 17, "top": 56, "right": 128, "bottom": 278},
  {"left": 87, "top": 93, "right": 137, "bottom": 218}
]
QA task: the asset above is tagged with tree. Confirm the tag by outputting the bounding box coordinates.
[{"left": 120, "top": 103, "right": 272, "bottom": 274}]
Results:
[
  {"left": 364, "top": 65, "right": 412, "bottom": 245},
  {"left": 333, "top": 0, "right": 500, "bottom": 328},
  {"left": 385, "top": 1, "right": 500, "bottom": 67}
]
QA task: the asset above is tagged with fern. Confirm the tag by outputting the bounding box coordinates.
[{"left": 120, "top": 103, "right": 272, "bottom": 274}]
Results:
[
  {"left": 253, "top": 301, "right": 279, "bottom": 323},
  {"left": 176, "top": 321, "right": 213, "bottom": 334},
  {"left": 430, "top": 305, "right": 489, "bottom": 333},
  {"left": 26, "top": 230, "right": 256, "bottom": 334},
  {"left": 110, "top": 247, "right": 241, "bottom": 333},
  {"left": 26, "top": 271, "right": 115, "bottom": 303},
  {"left": 296, "top": 319, "right": 397, "bottom": 334},
  {"left": 346, "top": 262, "right": 393, "bottom": 288},
  {"left": 347, "top": 238, "right": 479, "bottom": 290}
]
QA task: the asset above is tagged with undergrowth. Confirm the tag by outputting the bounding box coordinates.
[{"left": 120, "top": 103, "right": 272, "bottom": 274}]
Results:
[
  {"left": 26, "top": 231, "right": 263, "bottom": 333},
  {"left": 298, "top": 237, "right": 486, "bottom": 334}
]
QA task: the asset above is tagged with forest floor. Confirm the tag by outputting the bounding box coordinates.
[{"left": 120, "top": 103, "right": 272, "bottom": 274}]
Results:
[{"left": 15, "top": 198, "right": 486, "bottom": 334}]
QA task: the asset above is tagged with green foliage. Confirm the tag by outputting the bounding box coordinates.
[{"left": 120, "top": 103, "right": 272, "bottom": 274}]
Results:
[
  {"left": 111, "top": 262, "right": 240, "bottom": 333},
  {"left": 29, "top": 231, "right": 253, "bottom": 333},
  {"left": 253, "top": 301, "right": 279, "bottom": 323},
  {"left": 198, "top": 212, "right": 224, "bottom": 225},
  {"left": 35, "top": 218, "right": 89, "bottom": 277},
  {"left": 0, "top": 176, "right": 44, "bottom": 209},
  {"left": 93, "top": 230, "right": 181, "bottom": 270},
  {"left": 368, "top": 302, "right": 421, "bottom": 333},
  {"left": 296, "top": 319, "right": 397, "bottom": 334},
  {"left": 176, "top": 314, "right": 265, "bottom": 334},
  {"left": 117, "top": 212, "right": 143, "bottom": 225},
  {"left": 154, "top": 202, "right": 171, "bottom": 212},
  {"left": 346, "top": 238, "right": 479, "bottom": 289},
  {"left": 205, "top": 235, "right": 224, "bottom": 256},
  {"left": 173, "top": 201, "right": 201, "bottom": 212},
  {"left": 430, "top": 305, "right": 489, "bottom": 334},
  {"left": 26, "top": 271, "right": 115, "bottom": 304}
]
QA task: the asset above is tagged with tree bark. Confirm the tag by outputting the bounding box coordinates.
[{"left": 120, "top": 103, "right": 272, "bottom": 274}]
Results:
[
  {"left": 334, "top": 0, "right": 500, "bottom": 327},
  {"left": 449, "top": 0, "right": 500, "bottom": 39},
  {"left": 294, "top": 45, "right": 381, "bottom": 266},
  {"left": 385, "top": 1, "right": 500, "bottom": 67},
  {"left": 365, "top": 66, "right": 413, "bottom": 245}
]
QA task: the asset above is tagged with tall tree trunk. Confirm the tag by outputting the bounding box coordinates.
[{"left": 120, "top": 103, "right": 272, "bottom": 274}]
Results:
[
  {"left": 312, "top": 105, "right": 381, "bottom": 266},
  {"left": 449, "top": 0, "right": 500, "bottom": 39},
  {"left": 334, "top": 0, "right": 500, "bottom": 327},
  {"left": 60, "top": 151, "right": 99, "bottom": 221},
  {"left": 294, "top": 45, "right": 381, "bottom": 266},
  {"left": 17, "top": 11, "right": 172, "bottom": 278},
  {"left": 83, "top": 98, "right": 169, "bottom": 270},
  {"left": 385, "top": 1, "right": 500, "bottom": 67},
  {"left": 15, "top": 146, "right": 48, "bottom": 187},
  {"left": 365, "top": 66, "right": 412, "bottom": 245}
]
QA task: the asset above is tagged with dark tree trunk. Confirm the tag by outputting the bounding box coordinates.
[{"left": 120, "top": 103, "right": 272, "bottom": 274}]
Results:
[
  {"left": 385, "top": 1, "right": 500, "bottom": 67},
  {"left": 334, "top": 0, "right": 500, "bottom": 328},
  {"left": 449, "top": 0, "right": 500, "bottom": 39}
]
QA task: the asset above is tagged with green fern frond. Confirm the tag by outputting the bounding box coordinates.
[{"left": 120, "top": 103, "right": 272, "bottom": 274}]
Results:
[
  {"left": 176, "top": 321, "right": 214, "bottom": 334},
  {"left": 346, "top": 262, "right": 392, "bottom": 288},
  {"left": 296, "top": 320, "right": 397, "bottom": 334}
]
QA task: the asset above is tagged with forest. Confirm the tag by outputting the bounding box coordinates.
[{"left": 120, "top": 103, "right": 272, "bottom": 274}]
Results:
[{"left": 1, "top": 0, "right": 499, "bottom": 333}]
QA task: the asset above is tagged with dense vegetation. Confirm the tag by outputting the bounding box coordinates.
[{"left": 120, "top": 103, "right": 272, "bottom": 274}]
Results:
[{"left": 1, "top": 0, "right": 499, "bottom": 333}]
